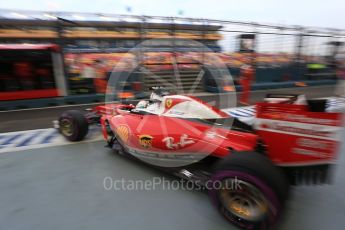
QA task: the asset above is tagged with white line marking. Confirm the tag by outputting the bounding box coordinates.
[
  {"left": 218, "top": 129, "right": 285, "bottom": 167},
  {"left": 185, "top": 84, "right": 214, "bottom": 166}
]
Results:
[
  {"left": 0, "top": 102, "right": 104, "bottom": 113},
  {"left": 0, "top": 128, "right": 103, "bottom": 153}
]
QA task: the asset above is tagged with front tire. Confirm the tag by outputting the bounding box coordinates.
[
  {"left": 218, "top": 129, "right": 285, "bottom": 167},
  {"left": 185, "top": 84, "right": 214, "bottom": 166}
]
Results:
[
  {"left": 209, "top": 152, "right": 289, "bottom": 230},
  {"left": 58, "top": 110, "right": 89, "bottom": 141}
]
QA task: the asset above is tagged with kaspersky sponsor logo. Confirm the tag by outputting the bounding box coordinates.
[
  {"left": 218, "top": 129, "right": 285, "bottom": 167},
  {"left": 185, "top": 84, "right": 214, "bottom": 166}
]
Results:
[
  {"left": 293, "top": 138, "right": 333, "bottom": 158},
  {"left": 292, "top": 148, "right": 332, "bottom": 158},
  {"left": 297, "top": 138, "right": 331, "bottom": 150}
]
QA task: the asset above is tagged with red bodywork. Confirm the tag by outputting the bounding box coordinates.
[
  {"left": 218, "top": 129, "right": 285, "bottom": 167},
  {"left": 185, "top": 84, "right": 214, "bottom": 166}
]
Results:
[
  {"left": 93, "top": 103, "right": 258, "bottom": 159},
  {"left": 91, "top": 99, "right": 343, "bottom": 166}
]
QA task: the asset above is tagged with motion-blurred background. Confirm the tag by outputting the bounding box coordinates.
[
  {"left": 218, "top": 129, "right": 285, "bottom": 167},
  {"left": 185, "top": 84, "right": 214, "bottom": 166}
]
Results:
[
  {"left": 1, "top": 3, "right": 345, "bottom": 230},
  {"left": 0, "top": 1, "right": 344, "bottom": 109}
]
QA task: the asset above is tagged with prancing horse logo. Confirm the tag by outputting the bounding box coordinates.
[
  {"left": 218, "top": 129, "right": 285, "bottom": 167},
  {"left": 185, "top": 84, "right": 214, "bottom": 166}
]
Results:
[{"left": 166, "top": 99, "right": 173, "bottom": 108}]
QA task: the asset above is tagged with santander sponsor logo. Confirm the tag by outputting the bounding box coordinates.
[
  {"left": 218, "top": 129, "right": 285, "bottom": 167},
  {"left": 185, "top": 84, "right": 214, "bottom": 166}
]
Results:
[
  {"left": 283, "top": 114, "right": 336, "bottom": 126},
  {"left": 260, "top": 122, "right": 333, "bottom": 138},
  {"left": 261, "top": 113, "right": 339, "bottom": 126}
]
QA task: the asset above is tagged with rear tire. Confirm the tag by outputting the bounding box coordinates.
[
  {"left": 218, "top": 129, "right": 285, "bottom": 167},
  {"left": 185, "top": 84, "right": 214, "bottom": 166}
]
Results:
[
  {"left": 58, "top": 110, "right": 89, "bottom": 142},
  {"left": 208, "top": 152, "right": 289, "bottom": 230}
]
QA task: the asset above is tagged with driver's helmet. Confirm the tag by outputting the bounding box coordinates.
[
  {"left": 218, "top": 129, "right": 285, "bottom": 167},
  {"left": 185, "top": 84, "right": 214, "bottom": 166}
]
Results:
[
  {"left": 150, "top": 87, "right": 169, "bottom": 102},
  {"left": 150, "top": 92, "right": 163, "bottom": 102},
  {"left": 136, "top": 100, "right": 149, "bottom": 109}
]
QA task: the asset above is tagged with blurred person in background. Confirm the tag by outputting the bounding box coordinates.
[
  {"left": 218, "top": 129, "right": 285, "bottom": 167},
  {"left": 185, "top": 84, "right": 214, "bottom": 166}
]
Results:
[
  {"left": 67, "top": 54, "right": 82, "bottom": 78},
  {"left": 81, "top": 59, "right": 96, "bottom": 79},
  {"left": 35, "top": 66, "right": 50, "bottom": 89},
  {"left": 14, "top": 61, "right": 34, "bottom": 90},
  {"left": 93, "top": 59, "right": 108, "bottom": 94},
  {"left": 335, "top": 61, "right": 345, "bottom": 97},
  {"left": 239, "top": 59, "right": 254, "bottom": 105}
]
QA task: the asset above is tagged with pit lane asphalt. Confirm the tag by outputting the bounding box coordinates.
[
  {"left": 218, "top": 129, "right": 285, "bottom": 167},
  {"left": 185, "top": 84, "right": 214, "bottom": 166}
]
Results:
[
  {"left": 0, "top": 138, "right": 344, "bottom": 230},
  {"left": 0, "top": 85, "right": 336, "bottom": 132},
  {"left": 1, "top": 84, "right": 344, "bottom": 230}
]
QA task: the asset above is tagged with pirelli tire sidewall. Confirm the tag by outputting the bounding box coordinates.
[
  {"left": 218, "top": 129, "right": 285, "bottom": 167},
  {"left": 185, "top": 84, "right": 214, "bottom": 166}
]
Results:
[
  {"left": 59, "top": 110, "right": 89, "bottom": 142},
  {"left": 208, "top": 151, "right": 290, "bottom": 230}
]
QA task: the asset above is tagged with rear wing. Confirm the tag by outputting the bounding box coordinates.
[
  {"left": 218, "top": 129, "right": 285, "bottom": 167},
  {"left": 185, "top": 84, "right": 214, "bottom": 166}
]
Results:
[{"left": 255, "top": 102, "right": 344, "bottom": 184}]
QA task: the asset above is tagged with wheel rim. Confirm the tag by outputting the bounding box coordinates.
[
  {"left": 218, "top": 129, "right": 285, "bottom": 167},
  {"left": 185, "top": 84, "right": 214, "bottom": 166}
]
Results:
[
  {"left": 60, "top": 119, "right": 74, "bottom": 137},
  {"left": 219, "top": 178, "right": 269, "bottom": 222}
]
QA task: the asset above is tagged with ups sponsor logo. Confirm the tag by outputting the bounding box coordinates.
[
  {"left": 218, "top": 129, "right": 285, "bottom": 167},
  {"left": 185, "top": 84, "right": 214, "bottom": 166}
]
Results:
[{"left": 139, "top": 135, "right": 153, "bottom": 149}]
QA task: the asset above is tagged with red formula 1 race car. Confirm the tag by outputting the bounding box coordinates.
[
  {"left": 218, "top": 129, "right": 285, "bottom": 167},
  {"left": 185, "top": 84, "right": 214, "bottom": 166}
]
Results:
[{"left": 57, "top": 91, "right": 343, "bottom": 230}]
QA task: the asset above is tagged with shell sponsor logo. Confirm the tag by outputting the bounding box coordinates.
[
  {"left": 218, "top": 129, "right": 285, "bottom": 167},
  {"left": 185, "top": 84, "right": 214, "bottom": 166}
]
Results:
[{"left": 116, "top": 125, "right": 130, "bottom": 143}]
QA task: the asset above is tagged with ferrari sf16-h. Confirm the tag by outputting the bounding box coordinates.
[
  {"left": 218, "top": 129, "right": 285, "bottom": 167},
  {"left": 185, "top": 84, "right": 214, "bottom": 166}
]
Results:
[{"left": 58, "top": 90, "right": 343, "bottom": 230}]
